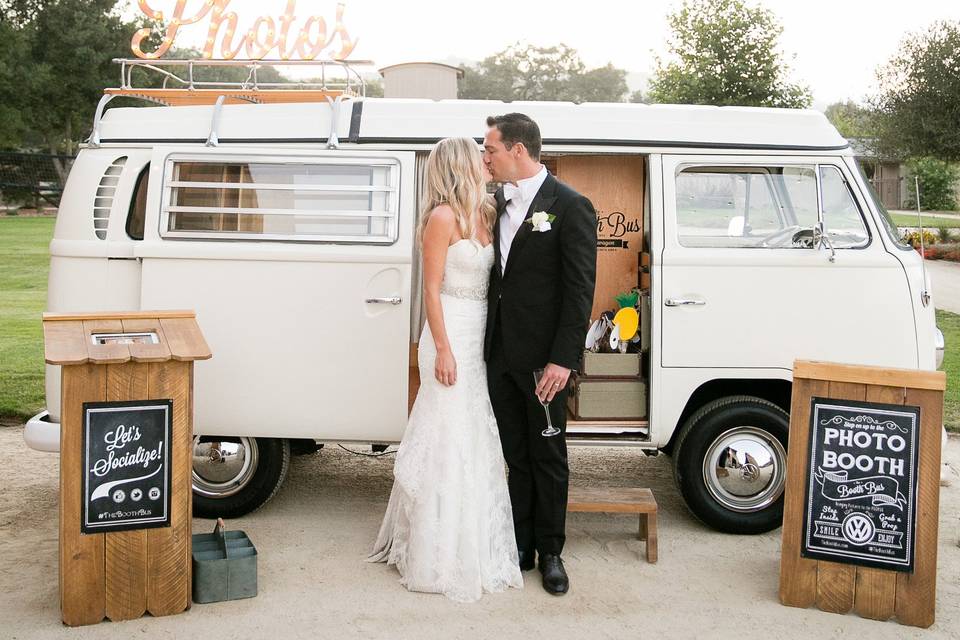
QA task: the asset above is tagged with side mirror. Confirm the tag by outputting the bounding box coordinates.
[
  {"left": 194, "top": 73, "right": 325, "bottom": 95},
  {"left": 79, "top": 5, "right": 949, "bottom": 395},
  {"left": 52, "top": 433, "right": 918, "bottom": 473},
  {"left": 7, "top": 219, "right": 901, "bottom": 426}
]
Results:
[
  {"left": 727, "top": 216, "right": 745, "bottom": 237},
  {"left": 813, "top": 222, "right": 836, "bottom": 263}
]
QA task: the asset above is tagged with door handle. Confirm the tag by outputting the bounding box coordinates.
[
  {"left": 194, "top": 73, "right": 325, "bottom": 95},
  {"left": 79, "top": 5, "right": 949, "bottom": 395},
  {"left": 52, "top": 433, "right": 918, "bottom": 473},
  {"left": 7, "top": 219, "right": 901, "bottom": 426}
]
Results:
[
  {"left": 365, "top": 296, "right": 403, "bottom": 305},
  {"left": 665, "top": 298, "right": 706, "bottom": 307}
]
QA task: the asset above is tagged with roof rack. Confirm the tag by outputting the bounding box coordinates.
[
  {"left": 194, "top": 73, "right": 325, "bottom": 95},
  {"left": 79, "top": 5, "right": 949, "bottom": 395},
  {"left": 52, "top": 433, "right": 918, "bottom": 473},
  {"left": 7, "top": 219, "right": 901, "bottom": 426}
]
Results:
[{"left": 105, "top": 58, "right": 374, "bottom": 106}]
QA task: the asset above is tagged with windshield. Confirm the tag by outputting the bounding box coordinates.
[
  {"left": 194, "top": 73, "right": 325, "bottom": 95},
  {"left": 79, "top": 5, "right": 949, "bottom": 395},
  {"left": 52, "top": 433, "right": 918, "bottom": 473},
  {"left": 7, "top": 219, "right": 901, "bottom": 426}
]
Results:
[{"left": 854, "top": 161, "right": 912, "bottom": 251}]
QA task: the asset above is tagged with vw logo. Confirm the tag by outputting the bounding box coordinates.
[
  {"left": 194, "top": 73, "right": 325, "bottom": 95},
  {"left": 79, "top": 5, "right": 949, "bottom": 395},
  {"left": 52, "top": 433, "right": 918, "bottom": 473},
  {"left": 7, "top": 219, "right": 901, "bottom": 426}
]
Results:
[
  {"left": 842, "top": 513, "right": 875, "bottom": 546},
  {"left": 740, "top": 463, "right": 760, "bottom": 482}
]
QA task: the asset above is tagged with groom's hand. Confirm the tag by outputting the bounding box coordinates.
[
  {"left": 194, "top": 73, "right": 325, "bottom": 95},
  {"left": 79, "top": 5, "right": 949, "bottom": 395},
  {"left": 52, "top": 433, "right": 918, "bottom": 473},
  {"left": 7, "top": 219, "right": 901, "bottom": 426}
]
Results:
[{"left": 535, "top": 363, "right": 571, "bottom": 403}]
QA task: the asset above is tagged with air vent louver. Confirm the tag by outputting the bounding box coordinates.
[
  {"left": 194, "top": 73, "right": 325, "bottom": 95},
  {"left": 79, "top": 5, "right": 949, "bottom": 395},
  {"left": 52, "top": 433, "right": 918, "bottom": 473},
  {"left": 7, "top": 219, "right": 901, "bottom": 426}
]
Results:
[{"left": 93, "top": 157, "right": 127, "bottom": 240}]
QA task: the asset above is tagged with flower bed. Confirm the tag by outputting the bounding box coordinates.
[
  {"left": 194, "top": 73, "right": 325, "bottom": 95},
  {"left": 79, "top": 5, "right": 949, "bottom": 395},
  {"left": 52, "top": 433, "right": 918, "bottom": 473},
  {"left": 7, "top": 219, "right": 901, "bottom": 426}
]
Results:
[
  {"left": 922, "top": 243, "right": 960, "bottom": 261},
  {"left": 900, "top": 230, "right": 960, "bottom": 261}
]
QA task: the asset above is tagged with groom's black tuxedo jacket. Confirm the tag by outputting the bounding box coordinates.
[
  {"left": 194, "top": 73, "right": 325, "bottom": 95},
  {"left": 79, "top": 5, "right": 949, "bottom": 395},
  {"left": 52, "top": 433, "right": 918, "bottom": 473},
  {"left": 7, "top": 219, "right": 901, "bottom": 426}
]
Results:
[{"left": 484, "top": 172, "right": 598, "bottom": 372}]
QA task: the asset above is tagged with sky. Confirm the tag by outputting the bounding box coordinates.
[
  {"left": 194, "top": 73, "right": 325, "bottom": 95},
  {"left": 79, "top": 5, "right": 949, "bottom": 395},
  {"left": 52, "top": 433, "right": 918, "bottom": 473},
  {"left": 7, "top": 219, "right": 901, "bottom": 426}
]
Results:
[{"left": 124, "top": 0, "right": 960, "bottom": 109}]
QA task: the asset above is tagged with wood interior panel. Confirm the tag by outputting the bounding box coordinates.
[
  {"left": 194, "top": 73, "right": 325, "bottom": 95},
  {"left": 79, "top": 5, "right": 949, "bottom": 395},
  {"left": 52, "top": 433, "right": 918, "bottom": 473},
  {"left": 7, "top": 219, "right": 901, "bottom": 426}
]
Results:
[{"left": 555, "top": 155, "right": 645, "bottom": 320}]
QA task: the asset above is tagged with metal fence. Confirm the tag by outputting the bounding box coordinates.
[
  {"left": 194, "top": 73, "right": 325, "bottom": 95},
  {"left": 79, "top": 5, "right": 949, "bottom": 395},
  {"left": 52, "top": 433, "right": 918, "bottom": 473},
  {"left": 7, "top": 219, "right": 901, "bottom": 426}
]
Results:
[{"left": 0, "top": 152, "right": 75, "bottom": 206}]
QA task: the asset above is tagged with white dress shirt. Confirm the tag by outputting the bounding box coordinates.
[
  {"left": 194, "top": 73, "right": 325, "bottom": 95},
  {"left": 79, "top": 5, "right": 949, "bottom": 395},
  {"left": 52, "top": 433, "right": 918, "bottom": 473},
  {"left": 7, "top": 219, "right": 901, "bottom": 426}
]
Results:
[{"left": 499, "top": 164, "right": 548, "bottom": 274}]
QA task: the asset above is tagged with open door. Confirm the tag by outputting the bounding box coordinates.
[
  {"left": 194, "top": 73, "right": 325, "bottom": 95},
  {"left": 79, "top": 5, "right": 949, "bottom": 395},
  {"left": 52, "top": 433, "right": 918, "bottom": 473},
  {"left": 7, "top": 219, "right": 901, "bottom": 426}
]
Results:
[{"left": 137, "top": 147, "right": 416, "bottom": 442}]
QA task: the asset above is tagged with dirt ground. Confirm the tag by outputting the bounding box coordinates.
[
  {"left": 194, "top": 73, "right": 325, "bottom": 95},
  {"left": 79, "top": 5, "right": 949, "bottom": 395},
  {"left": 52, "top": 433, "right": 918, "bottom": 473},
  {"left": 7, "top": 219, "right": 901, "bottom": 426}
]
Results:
[{"left": 1, "top": 426, "right": 958, "bottom": 639}]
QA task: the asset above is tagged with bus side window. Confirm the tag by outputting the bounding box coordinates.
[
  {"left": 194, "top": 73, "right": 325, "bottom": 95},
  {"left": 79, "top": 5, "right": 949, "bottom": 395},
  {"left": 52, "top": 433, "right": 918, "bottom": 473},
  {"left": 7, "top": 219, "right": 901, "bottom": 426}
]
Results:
[{"left": 126, "top": 164, "right": 149, "bottom": 240}]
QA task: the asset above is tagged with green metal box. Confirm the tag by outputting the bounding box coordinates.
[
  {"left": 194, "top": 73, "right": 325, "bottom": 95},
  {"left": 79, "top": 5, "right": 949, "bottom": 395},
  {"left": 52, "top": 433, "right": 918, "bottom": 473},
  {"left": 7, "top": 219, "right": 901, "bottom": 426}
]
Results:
[{"left": 191, "top": 519, "right": 258, "bottom": 604}]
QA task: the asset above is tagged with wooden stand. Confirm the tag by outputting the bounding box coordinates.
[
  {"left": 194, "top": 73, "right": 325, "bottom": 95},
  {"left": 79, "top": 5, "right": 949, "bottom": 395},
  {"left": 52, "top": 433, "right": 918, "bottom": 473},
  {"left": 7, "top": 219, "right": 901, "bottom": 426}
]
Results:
[
  {"left": 779, "top": 360, "right": 945, "bottom": 628},
  {"left": 568, "top": 487, "right": 658, "bottom": 563},
  {"left": 44, "top": 311, "right": 211, "bottom": 626}
]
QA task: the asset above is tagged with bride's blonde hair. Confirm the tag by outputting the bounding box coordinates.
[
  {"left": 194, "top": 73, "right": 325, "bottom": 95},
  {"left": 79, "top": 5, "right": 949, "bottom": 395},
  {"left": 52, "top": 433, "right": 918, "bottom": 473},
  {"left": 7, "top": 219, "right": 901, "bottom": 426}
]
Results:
[{"left": 417, "top": 137, "right": 496, "bottom": 245}]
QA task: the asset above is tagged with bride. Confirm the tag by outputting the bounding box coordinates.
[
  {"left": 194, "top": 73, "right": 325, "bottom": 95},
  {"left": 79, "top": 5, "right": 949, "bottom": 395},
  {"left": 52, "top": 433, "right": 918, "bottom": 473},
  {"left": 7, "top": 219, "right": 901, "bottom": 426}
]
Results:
[{"left": 368, "top": 137, "right": 523, "bottom": 602}]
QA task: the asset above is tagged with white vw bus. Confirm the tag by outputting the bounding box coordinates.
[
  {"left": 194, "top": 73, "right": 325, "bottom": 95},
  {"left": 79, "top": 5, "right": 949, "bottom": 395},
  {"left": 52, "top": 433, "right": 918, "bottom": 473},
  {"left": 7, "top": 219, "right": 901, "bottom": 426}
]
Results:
[{"left": 25, "top": 94, "right": 944, "bottom": 534}]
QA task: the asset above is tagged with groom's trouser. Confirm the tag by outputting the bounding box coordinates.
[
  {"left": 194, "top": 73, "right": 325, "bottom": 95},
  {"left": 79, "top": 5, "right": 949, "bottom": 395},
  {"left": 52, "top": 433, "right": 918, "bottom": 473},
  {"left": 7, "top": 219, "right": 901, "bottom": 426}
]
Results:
[{"left": 487, "top": 321, "right": 569, "bottom": 557}]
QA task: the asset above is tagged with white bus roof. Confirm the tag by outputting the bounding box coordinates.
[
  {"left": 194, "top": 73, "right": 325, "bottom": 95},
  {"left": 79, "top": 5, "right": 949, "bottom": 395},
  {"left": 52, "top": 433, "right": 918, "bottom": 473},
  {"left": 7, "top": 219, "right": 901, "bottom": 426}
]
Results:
[{"left": 96, "top": 98, "right": 848, "bottom": 151}]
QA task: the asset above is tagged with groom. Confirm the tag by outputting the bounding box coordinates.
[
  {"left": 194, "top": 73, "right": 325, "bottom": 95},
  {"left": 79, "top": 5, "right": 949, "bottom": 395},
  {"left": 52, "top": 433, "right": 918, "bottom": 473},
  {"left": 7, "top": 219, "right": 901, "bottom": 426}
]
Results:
[{"left": 483, "top": 113, "right": 597, "bottom": 596}]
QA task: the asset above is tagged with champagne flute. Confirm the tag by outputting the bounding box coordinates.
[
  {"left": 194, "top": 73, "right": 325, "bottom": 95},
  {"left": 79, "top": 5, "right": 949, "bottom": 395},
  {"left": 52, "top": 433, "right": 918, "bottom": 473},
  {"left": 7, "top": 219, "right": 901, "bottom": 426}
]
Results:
[{"left": 533, "top": 368, "right": 561, "bottom": 437}]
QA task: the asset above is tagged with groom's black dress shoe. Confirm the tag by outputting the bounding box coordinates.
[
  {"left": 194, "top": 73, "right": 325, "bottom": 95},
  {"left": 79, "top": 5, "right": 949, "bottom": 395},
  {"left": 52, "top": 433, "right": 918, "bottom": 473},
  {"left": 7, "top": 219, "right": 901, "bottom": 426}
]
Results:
[
  {"left": 518, "top": 548, "right": 536, "bottom": 572},
  {"left": 538, "top": 554, "right": 569, "bottom": 595}
]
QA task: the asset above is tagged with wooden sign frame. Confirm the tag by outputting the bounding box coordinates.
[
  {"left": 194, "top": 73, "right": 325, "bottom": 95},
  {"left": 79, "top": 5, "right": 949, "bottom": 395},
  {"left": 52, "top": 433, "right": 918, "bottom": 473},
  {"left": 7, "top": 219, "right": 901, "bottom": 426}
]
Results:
[
  {"left": 81, "top": 399, "right": 174, "bottom": 534},
  {"left": 779, "top": 360, "right": 945, "bottom": 628}
]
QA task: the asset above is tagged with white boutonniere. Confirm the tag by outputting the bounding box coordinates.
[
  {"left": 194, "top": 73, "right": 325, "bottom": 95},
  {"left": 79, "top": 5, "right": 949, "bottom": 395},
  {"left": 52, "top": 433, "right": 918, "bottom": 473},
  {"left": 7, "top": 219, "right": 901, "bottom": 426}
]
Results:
[{"left": 525, "top": 211, "right": 556, "bottom": 232}]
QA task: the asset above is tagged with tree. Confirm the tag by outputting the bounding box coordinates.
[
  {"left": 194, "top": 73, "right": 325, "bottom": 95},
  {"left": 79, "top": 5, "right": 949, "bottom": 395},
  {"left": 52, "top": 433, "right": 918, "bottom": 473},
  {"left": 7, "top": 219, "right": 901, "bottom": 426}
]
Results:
[
  {"left": 871, "top": 21, "right": 960, "bottom": 161},
  {"left": 0, "top": 0, "right": 142, "bottom": 175},
  {"left": 648, "top": 0, "right": 811, "bottom": 108},
  {"left": 362, "top": 77, "right": 383, "bottom": 98},
  {"left": 0, "top": 1, "right": 290, "bottom": 180},
  {"left": 905, "top": 157, "right": 959, "bottom": 211},
  {"left": 459, "top": 43, "right": 628, "bottom": 103},
  {"left": 824, "top": 101, "right": 876, "bottom": 139}
]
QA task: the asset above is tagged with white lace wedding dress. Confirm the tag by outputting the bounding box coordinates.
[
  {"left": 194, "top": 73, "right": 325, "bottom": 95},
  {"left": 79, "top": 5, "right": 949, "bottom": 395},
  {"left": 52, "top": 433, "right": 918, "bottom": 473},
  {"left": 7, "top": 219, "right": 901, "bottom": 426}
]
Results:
[{"left": 368, "top": 238, "right": 523, "bottom": 603}]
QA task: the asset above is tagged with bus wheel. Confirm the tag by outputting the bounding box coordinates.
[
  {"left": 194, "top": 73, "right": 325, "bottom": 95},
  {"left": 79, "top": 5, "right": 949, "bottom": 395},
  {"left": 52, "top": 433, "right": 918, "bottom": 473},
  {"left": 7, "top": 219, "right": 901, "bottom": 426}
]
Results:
[
  {"left": 192, "top": 436, "right": 290, "bottom": 519},
  {"left": 673, "top": 396, "right": 789, "bottom": 534}
]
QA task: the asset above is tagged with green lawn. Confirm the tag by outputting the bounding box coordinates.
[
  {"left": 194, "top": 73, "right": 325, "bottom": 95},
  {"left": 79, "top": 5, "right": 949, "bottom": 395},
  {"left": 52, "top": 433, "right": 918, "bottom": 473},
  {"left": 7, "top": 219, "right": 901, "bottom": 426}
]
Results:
[
  {"left": 0, "top": 217, "right": 53, "bottom": 420},
  {"left": 937, "top": 309, "right": 960, "bottom": 432},
  {"left": 890, "top": 213, "right": 960, "bottom": 229},
  {"left": 0, "top": 216, "right": 958, "bottom": 432}
]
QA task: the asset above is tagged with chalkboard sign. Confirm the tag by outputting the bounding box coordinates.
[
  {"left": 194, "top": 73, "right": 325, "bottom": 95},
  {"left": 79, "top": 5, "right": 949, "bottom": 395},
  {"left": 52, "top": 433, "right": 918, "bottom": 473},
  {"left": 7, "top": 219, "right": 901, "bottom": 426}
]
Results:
[
  {"left": 81, "top": 399, "right": 173, "bottom": 534},
  {"left": 801, "top": 397, "right": 920, "bottom": 572}
]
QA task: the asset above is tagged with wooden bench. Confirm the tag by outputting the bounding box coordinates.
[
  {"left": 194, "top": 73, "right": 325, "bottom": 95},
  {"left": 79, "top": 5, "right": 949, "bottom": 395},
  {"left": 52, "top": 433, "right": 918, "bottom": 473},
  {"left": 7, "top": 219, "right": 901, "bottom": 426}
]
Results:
[{"left": 567, "top": 487, "right": 658, "bottom": 563}]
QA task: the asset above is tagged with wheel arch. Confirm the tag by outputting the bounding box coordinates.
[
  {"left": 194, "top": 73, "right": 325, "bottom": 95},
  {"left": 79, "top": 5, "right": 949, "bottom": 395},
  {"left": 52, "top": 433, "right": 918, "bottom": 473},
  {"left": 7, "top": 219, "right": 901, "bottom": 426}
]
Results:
[{"left": 663, "top": 377, "right": 792, "bottom": 455}]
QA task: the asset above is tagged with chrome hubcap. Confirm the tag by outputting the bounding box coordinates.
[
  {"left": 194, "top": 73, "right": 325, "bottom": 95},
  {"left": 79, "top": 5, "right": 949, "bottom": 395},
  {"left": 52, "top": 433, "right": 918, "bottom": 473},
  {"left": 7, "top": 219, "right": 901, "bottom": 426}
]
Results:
[
  {"left": 192, "top": 437, "right": 259, "bottom": 498},
  {"left": 702, "top": 426, "right": 786, "bottom": 512}
]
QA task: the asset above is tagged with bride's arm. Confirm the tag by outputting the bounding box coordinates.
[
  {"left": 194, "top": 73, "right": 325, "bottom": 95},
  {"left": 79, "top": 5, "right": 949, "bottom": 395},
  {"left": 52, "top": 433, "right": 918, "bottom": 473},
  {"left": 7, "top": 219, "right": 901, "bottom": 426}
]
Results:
[{"left": 421, "top": 205, "right": 458, "bottom": 386}]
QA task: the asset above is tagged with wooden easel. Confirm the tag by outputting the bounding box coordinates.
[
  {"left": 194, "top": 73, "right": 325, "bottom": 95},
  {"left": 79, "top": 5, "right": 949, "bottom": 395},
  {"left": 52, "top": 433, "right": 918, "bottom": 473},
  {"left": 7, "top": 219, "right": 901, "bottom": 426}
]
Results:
[{"left": 779, "top": 360, "right": 945, "bottom": 627}]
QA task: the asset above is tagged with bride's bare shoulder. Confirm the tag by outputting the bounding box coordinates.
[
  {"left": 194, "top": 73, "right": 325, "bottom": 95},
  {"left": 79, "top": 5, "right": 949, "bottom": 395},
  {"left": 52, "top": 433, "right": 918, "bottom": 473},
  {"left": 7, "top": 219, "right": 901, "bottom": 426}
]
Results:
[
  {"left": 426, "top": 204, "right": 456, "bottom": 224},
  {"left": 423, "top": 205, "right": 458, "bottom": 248}
]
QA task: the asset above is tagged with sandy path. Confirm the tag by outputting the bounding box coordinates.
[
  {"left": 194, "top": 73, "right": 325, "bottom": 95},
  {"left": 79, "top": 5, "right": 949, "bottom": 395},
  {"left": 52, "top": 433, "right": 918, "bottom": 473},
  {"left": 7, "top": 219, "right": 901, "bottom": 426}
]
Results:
[{"left": 1, "top": 426, "right": 958, "bottom": 639}]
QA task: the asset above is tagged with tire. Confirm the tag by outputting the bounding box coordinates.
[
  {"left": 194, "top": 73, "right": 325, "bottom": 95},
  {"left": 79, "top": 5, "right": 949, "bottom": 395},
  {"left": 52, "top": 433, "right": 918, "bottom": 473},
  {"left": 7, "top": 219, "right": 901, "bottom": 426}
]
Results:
[
  {"left": 192, "top": 436, "right": 290, "bottom": 519},
  {"left": 672, "top": 396, "right": 789, "bottom": 534}
]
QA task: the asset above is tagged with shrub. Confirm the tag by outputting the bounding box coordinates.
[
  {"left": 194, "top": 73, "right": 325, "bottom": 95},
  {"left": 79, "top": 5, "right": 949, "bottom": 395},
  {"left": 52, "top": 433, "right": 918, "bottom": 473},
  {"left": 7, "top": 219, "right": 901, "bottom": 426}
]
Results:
[
  {"left": 937, "top": 226, "right": 954, "bottom": 242},
  {"left": 905, "top": 157, "right": 959, "bottom": 211},
  {"left": 902, "top": 229, "right": 938, "bottom": 248}
]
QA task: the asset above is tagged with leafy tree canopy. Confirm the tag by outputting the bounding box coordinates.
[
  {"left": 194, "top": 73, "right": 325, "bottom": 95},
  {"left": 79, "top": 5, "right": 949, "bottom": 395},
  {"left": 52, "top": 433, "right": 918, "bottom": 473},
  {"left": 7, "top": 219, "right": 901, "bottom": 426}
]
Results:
[
  {"left": 459, "top": 43, "right": 629, "bottom": 103},
  {"left": 824, "top": 101, "right": 876, "bottom": 139},
  {"left": 0, "top": 0, "right": 147, "bottom": 155},
  {"left": 871, "top": 20, "right": 960, "bottom": 161},
  {"left": 648, "top": 0, "right": 811, "bottom": 108}
]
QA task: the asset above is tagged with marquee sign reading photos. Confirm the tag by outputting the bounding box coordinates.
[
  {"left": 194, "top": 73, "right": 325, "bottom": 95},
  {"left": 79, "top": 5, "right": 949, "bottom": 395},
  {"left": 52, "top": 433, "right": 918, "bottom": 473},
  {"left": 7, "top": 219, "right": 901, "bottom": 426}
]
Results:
[
  {"left": 801, "top": 397, "right": 920, "bottom": 572},
  {"left": 132, "top": 0, "right": 358, "bottom": 60}
]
